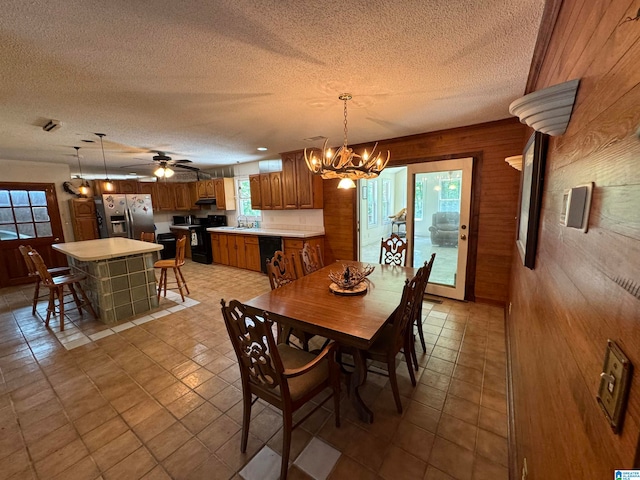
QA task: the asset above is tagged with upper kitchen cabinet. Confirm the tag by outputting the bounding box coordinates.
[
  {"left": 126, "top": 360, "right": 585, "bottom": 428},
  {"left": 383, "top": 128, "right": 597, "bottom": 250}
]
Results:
[
  {"left": 214, "top": 178, "right": 236, "bottom": 211},
  {"left": 93, "top": 179, "right": 138, "bottom": 196},
  {"left": 196, "top": 179, "right": 216, "bottom": 199},
  {"left": 249, "top": 175, "right": 262, "bottom": 210},
  {"left": 270, "top": 172, "right": 284, "bottom": 209},
  {"left": 259, "top": 174, "right": 272, "bottom": 210},
  {"left": 173, "top": 183, "right": 190, "bottom": 210},
  {"left": 282, "top": 150, "right": 323, "bottom": 209},
  {"left": 155, "top": 182, "right": 175, "bottom": 211}
]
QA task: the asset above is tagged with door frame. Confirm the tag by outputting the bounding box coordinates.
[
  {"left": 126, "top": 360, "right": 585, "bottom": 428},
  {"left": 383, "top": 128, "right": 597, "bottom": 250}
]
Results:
[{"left": 392, "top": 153, "right": 481, "bottom": 301}]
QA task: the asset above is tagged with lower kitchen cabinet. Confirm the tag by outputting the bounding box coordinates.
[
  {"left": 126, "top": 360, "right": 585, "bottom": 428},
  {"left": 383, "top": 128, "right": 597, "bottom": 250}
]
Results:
[
  {"left": 69, "top": 198, "right": 99, "bottom": 241},
  {"left": 211, "top": 233, "right": 322, "bottom": 274}
]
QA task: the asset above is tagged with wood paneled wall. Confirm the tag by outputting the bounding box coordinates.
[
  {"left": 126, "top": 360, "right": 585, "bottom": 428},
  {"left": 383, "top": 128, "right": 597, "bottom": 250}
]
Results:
[
  {"left": 323, "top": 118, "right": 526, "bottom": 304},
  {"left": 508, "top": 0, "right": 640, "bottom": 477}
]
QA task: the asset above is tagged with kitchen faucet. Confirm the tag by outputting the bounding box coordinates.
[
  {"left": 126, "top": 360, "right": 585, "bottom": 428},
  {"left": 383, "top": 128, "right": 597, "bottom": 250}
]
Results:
[{"left": 237, "top": 215, "right": 247, "bottom": 228}]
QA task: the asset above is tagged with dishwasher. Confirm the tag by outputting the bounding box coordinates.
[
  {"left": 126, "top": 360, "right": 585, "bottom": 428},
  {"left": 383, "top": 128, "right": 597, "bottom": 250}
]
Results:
[{"left": 258, "top": 236, "right": 282, "bottom": 274}]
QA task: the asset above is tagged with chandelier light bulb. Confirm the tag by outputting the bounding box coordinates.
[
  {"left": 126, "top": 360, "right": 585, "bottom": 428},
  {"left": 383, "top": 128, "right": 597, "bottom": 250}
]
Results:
[{"left": 337, "top": 178, "right": 356, "bottom": 189}]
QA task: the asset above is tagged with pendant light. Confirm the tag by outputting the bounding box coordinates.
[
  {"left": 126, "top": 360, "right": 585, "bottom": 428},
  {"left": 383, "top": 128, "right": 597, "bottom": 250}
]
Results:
[
  {"left": 73, "top": 146, "right": 90, "bottom": 196},
  {"left": 95, "top": 133, "right": 114, "bottom": 192}
]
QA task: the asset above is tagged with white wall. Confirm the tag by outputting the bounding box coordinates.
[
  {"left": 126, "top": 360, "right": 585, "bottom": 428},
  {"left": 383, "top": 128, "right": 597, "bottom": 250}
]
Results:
[{"left": 0, "top": 159, "right": 75, "bottom": 241}]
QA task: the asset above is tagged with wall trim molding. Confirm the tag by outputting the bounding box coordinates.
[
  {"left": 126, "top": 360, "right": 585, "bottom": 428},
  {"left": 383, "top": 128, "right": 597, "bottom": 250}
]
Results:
[{"left": 525, "top": 0, "right": 564, "bottom": 94}]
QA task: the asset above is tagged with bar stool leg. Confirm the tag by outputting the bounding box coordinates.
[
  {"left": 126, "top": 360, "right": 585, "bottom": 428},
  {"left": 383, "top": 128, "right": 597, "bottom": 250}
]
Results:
[
  {"left": 177, "top": 267, "right": 189, "bottom": 295},
  {"left": 173, "top": 267, "right": 185, "bottom": 301},
  {"left": 68, "top": 284, "right": 83, "bottom": 315},
  {"left": 32, "top": 277, "right": 40, "bottom": 315},
  {"left": 76, "top": 283, "right": 97, "bottom": 319},
  {"left": 58, "top": 286, "right": 65, "bottom": 331},
  {"left": 45, "top": 290, "right": 55, "bottom": 327}
]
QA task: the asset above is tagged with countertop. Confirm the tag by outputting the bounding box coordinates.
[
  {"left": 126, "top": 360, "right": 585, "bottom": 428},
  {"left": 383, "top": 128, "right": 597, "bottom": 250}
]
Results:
[
  {"left": 53, "top": 238, "right": 163, "bottom": 261},
  {"left": 206, "top": 227, "right": 324, "bottom": 238}
]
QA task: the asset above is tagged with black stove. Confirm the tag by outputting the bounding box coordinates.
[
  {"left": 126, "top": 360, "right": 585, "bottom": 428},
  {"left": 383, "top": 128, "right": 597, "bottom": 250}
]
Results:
[{"left": 189, "top": 215, "right": 226, "bottom": 264}]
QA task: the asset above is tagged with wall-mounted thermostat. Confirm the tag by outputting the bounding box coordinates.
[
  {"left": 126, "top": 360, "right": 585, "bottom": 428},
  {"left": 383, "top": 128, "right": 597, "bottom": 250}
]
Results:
[{"left": 560, "top": 182, "right": 593, "bottom": 232}]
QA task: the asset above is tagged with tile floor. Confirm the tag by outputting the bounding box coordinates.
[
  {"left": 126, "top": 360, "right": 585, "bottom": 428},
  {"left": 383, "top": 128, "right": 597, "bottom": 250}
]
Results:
[{"left": 0, "top": 260, "right": 509, "bottom": 480}]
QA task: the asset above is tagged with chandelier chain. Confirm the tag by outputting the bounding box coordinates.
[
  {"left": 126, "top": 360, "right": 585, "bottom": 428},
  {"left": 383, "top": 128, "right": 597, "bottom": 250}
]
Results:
[{"left": 343, "top": 98, "right": 348, "bottom": 148}]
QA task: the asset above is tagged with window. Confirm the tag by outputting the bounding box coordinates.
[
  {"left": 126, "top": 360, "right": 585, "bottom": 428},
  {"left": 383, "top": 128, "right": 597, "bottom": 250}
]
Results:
[
  {"left": 382, "top": 179, "right": 391, "bottom": 224},
  {"left": 438, "top": 179, "right": 461, "bottom": 212},
  {"left": 367, "top": 180, "right": 378, "bottom": 226},
  {"left": 0, "top": 189, "right": 52, "bottom": 241},
  {"left": 236, "top": 178, "right": 262, "bottom": 219}
]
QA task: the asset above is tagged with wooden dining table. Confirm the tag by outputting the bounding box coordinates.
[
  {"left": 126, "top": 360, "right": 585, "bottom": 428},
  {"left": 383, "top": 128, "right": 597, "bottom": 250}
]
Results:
[{"left": 244, "top": 261, "right": 417, "bottom": 422}]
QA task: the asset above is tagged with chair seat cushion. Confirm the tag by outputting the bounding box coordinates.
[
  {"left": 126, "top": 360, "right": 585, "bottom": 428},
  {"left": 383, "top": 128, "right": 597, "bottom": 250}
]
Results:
[{"left": 277, "top": 344, "right": 328, "bottom": 401}]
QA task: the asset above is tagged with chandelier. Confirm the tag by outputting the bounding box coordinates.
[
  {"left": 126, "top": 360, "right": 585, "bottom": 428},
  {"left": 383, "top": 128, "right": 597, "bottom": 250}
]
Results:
[
  {"left": 73, "top": 146, "right": 90, "bottom": 196},
  {"left": 304, "top": 94, "right": 390, "bottom": 189}
]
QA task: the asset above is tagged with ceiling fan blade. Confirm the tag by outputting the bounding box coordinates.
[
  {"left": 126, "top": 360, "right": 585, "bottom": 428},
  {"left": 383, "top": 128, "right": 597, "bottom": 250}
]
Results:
[
  {"left": 175, "top": 164, "right": 200, "bottom": 171},
  {"left": 172, "top": 159, "right": 192, "bottom": 164}
]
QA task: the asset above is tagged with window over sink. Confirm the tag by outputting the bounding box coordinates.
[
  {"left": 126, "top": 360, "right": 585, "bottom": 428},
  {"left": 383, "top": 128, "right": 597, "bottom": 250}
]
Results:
[{"left": 236, "top": 178, "right": 262, "bottom": 220}]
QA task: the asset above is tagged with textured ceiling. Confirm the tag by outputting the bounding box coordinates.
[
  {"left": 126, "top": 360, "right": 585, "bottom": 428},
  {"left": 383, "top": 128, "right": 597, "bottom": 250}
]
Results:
[{"left": 0, "top": 0, "right": 545, "bottom": 177}]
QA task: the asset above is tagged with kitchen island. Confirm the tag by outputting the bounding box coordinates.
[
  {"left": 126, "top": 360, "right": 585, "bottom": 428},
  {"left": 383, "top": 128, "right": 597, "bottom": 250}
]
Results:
[{"left": 53, "top": 238, "right": 163, "bottom": 323}]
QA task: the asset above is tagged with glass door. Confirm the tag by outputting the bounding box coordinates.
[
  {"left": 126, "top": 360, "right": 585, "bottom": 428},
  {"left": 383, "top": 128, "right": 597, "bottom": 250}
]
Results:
[{"left": 406, "top": 158, "right": 473, "bottom": 300}]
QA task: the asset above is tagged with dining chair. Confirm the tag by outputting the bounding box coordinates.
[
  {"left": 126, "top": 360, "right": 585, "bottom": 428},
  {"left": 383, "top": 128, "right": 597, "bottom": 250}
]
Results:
[
  {"left": 406, "top": 253, "right": 437, "bottom": 371},
  {"left": 19, "top": 245, "right": 71, "bottom": 315},
  {"left": 298, "top": 243, "right": 324, "bottom": 276},
  {"left": 154, "top": 235, "right": 189, "bottom": 302},
  {"left": 221, "top": 299, "right": 340, "bottom": 480},
  {"left": 28, "top": 249, "right": 97, "bottom": 331},
  {"left": 140, "top": 231, "right": 155, "bottom": 242},
  {"left": 363, "top": 273, "right": 420, "bottom": 413},
  {"left": 379, "top": 233, "right": 407, "bottom": 266},
  {"left": 266, "top": 250, "right": 315, "bottom": 350}
]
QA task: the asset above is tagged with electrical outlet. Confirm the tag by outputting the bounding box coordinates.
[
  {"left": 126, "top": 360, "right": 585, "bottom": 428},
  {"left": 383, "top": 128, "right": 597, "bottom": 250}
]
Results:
[{"left": 597, "top": 340, "right": 633, "bottom": 434}]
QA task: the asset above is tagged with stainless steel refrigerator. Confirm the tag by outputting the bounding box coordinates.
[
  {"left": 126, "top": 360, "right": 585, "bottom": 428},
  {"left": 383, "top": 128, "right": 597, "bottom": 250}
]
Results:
[{"left": 95, "top": 194, "right": 154, "bottom": 240}]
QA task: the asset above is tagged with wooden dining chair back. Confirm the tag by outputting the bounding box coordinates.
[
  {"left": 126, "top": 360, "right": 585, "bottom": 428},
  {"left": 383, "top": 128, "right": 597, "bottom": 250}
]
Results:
[
  {"left": 266, "top": 250, "right": 297, "bottom": 290},
  {"left": 154, "top": 235, "right": 189, "bottom": 302},
  {"left": 412, "top": 253, "right": 436, "bottom": 359},
  {"left": 28, "top": 249, "right": 96, "bottom": 331},
  {"left": 19, "top": 245, "right": 71, "bottom": 314},
  {"left": 298, "top": 244, "right": 324, "bottom": 276},
  {"left": 140, "top": 232, "right": 155, "bottom": 243},
  {"left": 379, "top": 233, "right": 407, "bottom": 266},
  {"left": 364, "top": 273, "right": 420, "bottom": 413},
  {"left": 221, "top": 299, "right": 340, "bottom": 480},
  {"left": 266, "top": 250, "right": 316, "bottom": 350}
]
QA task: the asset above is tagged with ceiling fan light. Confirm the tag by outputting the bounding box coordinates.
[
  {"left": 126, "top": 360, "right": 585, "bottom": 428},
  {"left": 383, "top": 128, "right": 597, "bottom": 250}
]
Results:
[
  {"left": 165, "top": 167, "right": 175, "bottom": 178},
  {"left": 154, "top": 167, "right": 165, "bottom": 177}
]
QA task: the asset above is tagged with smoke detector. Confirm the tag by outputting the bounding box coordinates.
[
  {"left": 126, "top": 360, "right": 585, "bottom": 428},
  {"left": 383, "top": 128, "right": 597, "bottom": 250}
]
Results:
[{"left": 42, "top": 120, "right": 61, "bottom": 132}]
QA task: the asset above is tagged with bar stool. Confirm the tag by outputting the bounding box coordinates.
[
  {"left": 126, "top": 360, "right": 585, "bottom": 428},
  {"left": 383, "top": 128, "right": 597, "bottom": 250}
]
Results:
[
  {"left": 19, "top": 245, "right": 71, "bottom": 315},
  {"left": 28, "top": 249, "right": 97, "bottom": 331},
  {"left": 154, "top": 236, "right": 189, "bottom": 302},
  {"left": 140, "top": 232, "right": 155, "bottom": 242}
]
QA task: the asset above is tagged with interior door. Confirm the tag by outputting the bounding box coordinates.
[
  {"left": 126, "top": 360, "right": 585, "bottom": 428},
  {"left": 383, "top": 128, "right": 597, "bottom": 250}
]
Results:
[
  {"left": 406, "top": 158, "right": 473, "bottom": 300},
  {"left": 0, "top": 182, "right": 67, "bottom": 287}
]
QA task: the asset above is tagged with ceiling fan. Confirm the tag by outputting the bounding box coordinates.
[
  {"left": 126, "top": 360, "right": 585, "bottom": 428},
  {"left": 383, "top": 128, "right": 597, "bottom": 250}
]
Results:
[{"left": 123, "top": 151, "right": 200, "bottom": 178}]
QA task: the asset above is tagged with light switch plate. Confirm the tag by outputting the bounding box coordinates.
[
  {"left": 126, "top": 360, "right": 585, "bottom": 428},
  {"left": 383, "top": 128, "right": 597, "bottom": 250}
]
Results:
[{"left": 597, "top": 340, "right": 633, "bottom": 434}]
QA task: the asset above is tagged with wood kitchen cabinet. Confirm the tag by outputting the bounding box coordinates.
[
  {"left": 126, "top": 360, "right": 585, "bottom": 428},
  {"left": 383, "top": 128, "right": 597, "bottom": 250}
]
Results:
[
  {"left": 249, "top": 175, "right": 262, "bottom": 210},
  {"left": 210, "top": 233, "right": 261, "bottom": 272},
  {"left": 173, "top": 183, "right": 190, "bottom": 210},
  {"left": 156, "top": 182, "right": 175, "bottom": 211},
  {"left": 69, "top": 198, "right": 99, "bottom": 241},
  {"left": 214, "top": 178, "right": 236, "bottom": 211},
  {"left": 281, "top": 150, "right": 323, "bottom": 209},
  {"left": 248, "top": 149, "right": 323, "bottom": 210},
  {"left": 196, "top": 179, "right": 215, "bottom": 199},
  {"left": 116, "top": 180, "right": 138, "bottom": 194}
]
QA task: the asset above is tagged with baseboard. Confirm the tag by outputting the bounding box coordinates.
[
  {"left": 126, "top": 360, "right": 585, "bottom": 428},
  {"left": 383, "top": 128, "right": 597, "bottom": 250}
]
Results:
[{"left": 505, "top": 304, "right": 519, "bottom": 479}]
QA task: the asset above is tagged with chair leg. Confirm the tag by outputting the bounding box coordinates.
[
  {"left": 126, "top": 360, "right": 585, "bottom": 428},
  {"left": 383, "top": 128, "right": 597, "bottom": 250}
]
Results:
[
  {"left": 410, "top": 334, "right": 419, "bottom": 372},
  {"left": 32, "top": 278, "right": 40, "bottom": 315},
  {"left": 332, "top": 359, "right": 341, "bottom": 428},
  {"left": 76, "top": 282, "right": 97, "bottom": 319},
  {"left": 156, "top": 269, "right": 163, "bottom": 300},
  {"left": 163, "top": 268, "right": 168, "bottom": 298},
  {"left": 173, "top": 267, "right": 185, "bottom": 301},
  {"left": 240, "top": 391, "right": 252, "bottom": 453},
  {"left": 68, "top": 283, "right": 83, "bottom": 315},
  {"left": 45, "top": 289, "right": 54, "bottom": 327},
  {"left": 416, "top": 303, "right": 427, "bottom": 353},
  {"left": 58, "top": 286, "right": 65, "bottom": 331},
  {"left": 177, "top": 267, "right": 189, "bottom": 295},
  {"left": 388, "top": 355, "right": 403, "bottom": 414},
  {"left": 281, "top": 409, "right": 293, "bottom": 480},
  {"left": 403, "top": 340, "right": 417, "bottom": 387}
]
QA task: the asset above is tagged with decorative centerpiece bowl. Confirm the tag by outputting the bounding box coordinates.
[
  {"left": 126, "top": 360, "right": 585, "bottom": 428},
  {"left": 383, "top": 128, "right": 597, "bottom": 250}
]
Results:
[{"left": 328, "top": 264, "right": 375, "bottom": 295}]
